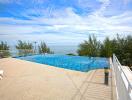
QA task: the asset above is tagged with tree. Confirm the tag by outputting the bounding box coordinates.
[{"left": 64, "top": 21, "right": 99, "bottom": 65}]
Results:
[
  {"left": 100, "top": 37, "right": 113, "bottom": 57},
  {"left": 115, "top": 35, "right": 132, "bottom": 66},
  {"left": 38, "top": 42, "right": 53, "bottom": 54},
  {"left": 0, "top": 41, "right": 10, "bottom": 57},
  {"left": 77, "top": 35, "right": 101, "bottom": 57},
  {"left": 77, "top": 34, "right": 132, "bottom": 67},
  {"left": 16, "top": 40, "right": 33, "bottom": 56},
  {"left": 66, "top": 53, "right": 76, "bottom": 56}
]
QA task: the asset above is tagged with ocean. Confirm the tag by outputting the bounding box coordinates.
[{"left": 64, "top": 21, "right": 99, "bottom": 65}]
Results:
[{"left": 10, "top": 45, "right": 78, "bottom": 56}]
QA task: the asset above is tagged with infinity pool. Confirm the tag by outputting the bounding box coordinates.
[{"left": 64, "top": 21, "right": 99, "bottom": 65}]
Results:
[{"left": 17, "top": 54, "right": 109, "bottom": 72}]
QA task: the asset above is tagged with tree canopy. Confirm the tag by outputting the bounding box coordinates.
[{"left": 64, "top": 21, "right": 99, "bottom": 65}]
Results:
[
  {"left": 77, "top": 35, "right": 132, "bottom": 67},
  {"left": 38, "top": 42, "right": 53, "bottom": 54},
  {"left": 16, "top": 40, "right": 33, "bottom": 56},
  {"left": 77, "top": 35, "right": 100, "bottom": 57},
  {"left": 16, "top": 40, "right": 33, "bottom": 50},
  {"left": 0, "top": 41, "right": 10, "bottom": 57}
]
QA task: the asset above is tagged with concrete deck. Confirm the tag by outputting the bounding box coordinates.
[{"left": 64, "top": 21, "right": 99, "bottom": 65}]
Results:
[{"left": 0, "top": 58, "right": 113, "bottom": 100}]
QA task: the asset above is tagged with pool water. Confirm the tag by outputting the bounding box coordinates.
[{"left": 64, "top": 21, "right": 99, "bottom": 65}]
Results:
[{"left": 16, "top": 54, "right": 109, "bottom": 72}]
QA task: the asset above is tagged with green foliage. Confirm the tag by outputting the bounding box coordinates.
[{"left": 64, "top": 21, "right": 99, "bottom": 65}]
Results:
[
  {"left": 16, "top": 40, "right": 33, "bottom": 49},
  {"left": 38, "top": 42, "right": 53, "bottom": 54},
  {"left": 114, "top": 35, "right": 132, "bottom": 66},
  {"left": 0, "top": 41, "right": 10, "bottom": 57},
  {"left": 77, "top": 35, "right": 132, "bottom": 67},
  {"left": 100, "top": 37, "right": 113, "bottom": 57},
  {"left": 0, "top": 41, "right": 9, "bottom": 50},
  {"left": 77, "top": 35, "right": 100, "bottom": 57},
  {"left": 16, "top": 40, "right": 33, "bottom": 56},
  {"left": 66, "top": 53, "right": 76, "bottom": 56}
]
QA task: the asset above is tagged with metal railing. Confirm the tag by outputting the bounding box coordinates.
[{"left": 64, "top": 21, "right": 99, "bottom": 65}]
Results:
[{"left": 112, "top": 54, "right": 132, "bottom": 100}]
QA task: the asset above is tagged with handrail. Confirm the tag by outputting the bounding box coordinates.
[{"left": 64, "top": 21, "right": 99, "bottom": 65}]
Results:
[
  {"left": 113, "top": 54, "right": 132, "bottom": 100},
  {"left": 113, "top": 54, "right": 132, "bottom": 87}
]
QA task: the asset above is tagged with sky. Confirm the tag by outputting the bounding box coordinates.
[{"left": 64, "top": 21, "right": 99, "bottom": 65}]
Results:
[{"left": 0, "top": 0, "right": 132, "bottom": 46}]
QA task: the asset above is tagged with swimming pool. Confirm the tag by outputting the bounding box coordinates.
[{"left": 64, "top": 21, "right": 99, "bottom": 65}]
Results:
[{"left": 16, "top": 54, "right": 109, "bottom": 72}]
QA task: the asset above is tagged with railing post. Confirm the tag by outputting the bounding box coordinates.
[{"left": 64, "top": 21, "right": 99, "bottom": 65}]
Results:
[{"left": 104, "top": 67, "right": 109, "bottom": 85}]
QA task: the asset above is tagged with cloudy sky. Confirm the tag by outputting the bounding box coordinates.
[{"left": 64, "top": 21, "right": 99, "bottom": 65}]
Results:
[{"left": 0, "top": 0, "right": 132, "bottom": 45}]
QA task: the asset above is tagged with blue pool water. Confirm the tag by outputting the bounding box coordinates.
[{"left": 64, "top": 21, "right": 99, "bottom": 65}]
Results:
[{"left": 16, "top": 54, "right": 109, "bottom": 72}]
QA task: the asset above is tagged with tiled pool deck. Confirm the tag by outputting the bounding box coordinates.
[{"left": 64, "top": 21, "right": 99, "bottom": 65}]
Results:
[{"left": 0, "top": 58, "right": 115, "bottom": 100}]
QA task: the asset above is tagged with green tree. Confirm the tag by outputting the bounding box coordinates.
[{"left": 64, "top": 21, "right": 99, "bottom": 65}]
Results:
[
  {"left": 66, "top": 53, "right": 76, "bottom": 56},
  {"left": 77, "top": 35, "right": 101, "bottom": 56},
  {"left": 38, "top": 42, "right": 53, "bottom": 54},
  {"left": 100, "top": 37, "right": 113, "bottom": 57},
  {"left": 77, "top": 34, "right": 132, "bottom": 67},
  {"left": 115, "top": 35, "right": 132, "bottom": 66},
  {"left": 16, "top": 40, "right": 33, "bottom": 56},
  {"left": 0, "top": 41, "right": 10, "bottom": 57}
]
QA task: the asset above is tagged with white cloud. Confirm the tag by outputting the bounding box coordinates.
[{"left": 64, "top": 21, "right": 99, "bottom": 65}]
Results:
[{"left": 0, "top": 2, "right": 132, "bottom": 45}]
